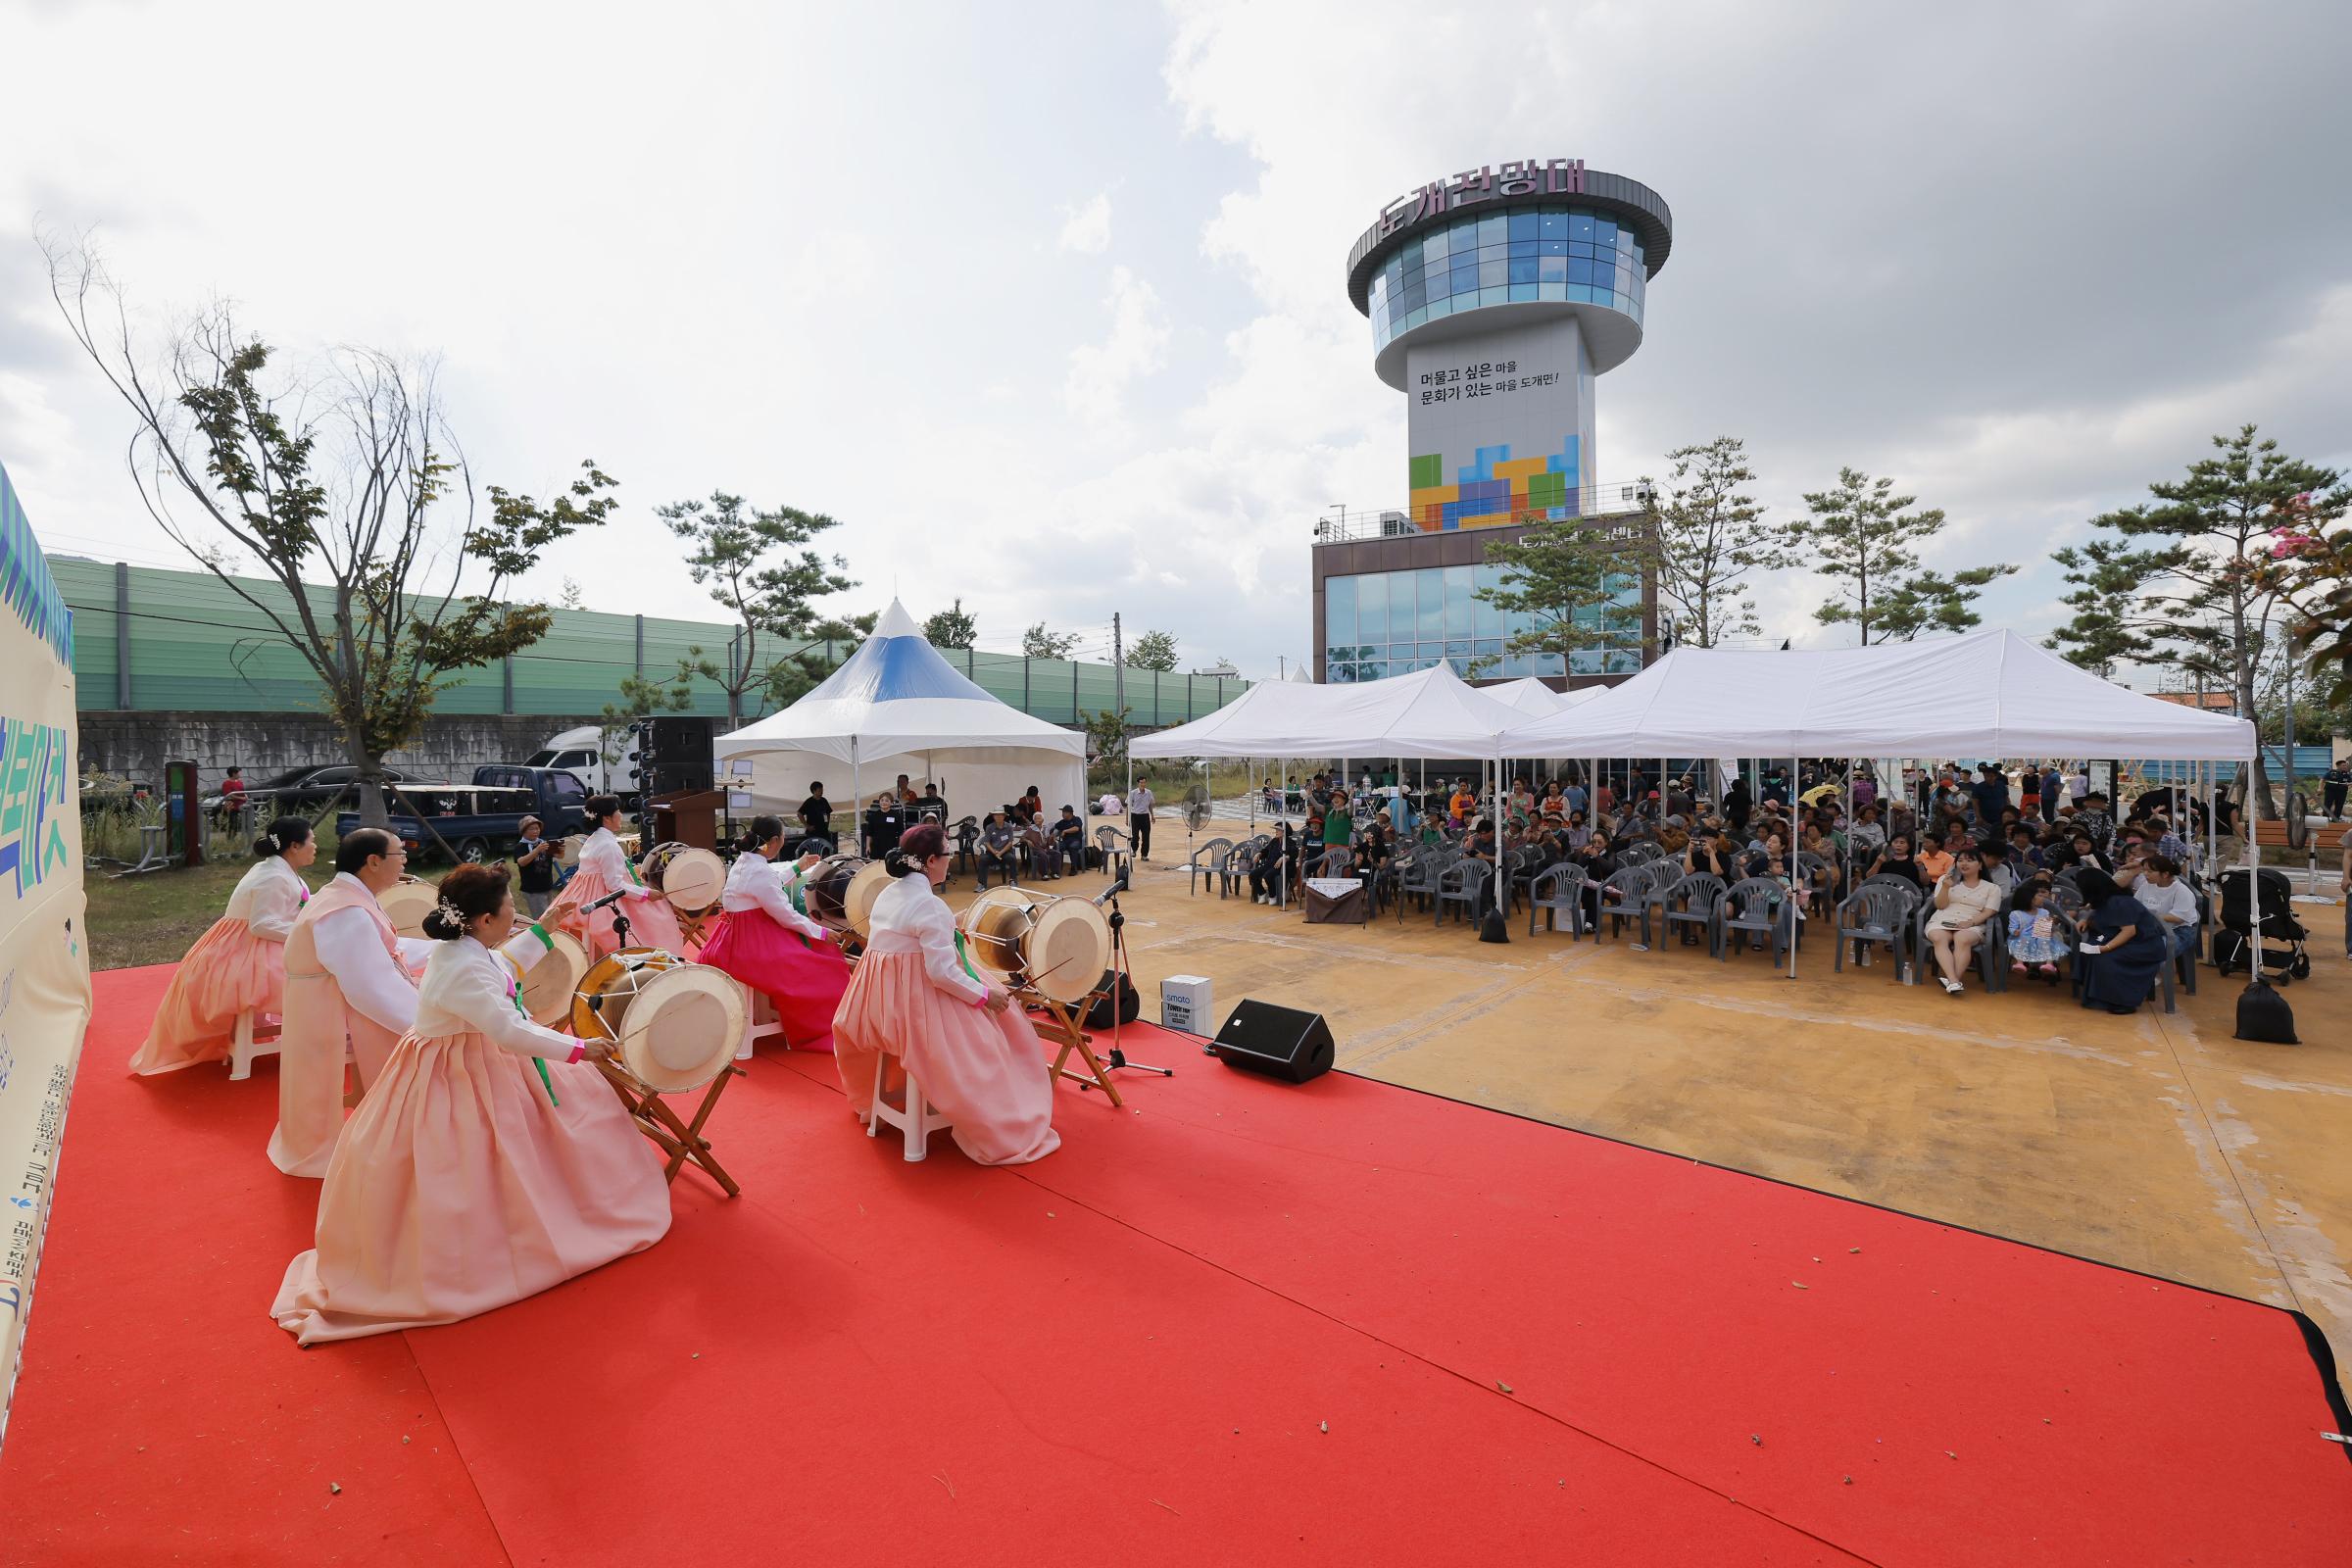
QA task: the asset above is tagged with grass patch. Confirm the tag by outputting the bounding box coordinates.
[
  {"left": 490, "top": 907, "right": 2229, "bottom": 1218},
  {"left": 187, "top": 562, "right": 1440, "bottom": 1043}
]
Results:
[{"left": 81, "top": 829, "right": 449, "bottom": 972}]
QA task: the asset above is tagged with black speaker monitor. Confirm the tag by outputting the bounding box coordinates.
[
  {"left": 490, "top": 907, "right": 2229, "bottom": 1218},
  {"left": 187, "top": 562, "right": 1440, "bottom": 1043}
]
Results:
[{"left": 1211, "top": 1001, "right": 1334, "bottom": 1084}]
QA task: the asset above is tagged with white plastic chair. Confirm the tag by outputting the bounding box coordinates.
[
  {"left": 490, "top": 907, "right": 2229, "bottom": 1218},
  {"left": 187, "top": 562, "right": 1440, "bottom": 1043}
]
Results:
[
  {"left": 228, "top": 1009, "right": 280, "bottom": 1081},
  {"left": 868, "top": 1052, "right": 951, "bottom": 1161},
  {"left": 739, "top": 986, "right": 781, "bottom": 1060}
]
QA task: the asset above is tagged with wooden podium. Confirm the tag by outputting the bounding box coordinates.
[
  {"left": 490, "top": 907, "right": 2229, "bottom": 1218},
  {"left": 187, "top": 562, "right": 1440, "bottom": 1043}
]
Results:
[{"left": 649, "top": 789, "right": 727, "bottom": 851}]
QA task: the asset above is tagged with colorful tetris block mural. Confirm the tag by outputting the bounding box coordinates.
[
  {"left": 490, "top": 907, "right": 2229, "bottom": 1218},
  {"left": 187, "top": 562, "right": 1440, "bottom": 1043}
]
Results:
[{"left": 1407, "top": 435, "right": 1580, "bottom": 530}]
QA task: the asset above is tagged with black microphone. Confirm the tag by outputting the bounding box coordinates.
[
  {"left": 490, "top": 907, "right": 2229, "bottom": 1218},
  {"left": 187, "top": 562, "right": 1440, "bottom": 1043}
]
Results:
[{"left": 583, "top": 887, "right": 630, "bottom": 913}]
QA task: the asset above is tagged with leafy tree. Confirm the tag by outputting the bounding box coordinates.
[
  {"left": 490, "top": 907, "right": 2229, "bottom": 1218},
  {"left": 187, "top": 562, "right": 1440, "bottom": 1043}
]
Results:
[
  {"left": 1471, "top": 515, "right": 1642, "bottom": 672},
  {"left": 559, "top": 576, "right": 586, "bottom": 610},
  {"left": 659, "top": 491, "right": 856, "bottom": 725},
  {"left": 924, "top": 599, "right": 978, "bottom": 648},
  {"left": 1785, "top": 467, "right": 2014, "bottom": 645},
  {"left": 1023, "top": 622, "right": 1082, "bottom": 660},
  {"left": 2286, "top": 498, "right": 2352, "bottom": 709},
  {"left": 1084, "top": 705, "right": 1132, "bottom": 772},
  {"left": 1125, "top": 629, "right": 1179, "bottom": 671},
  {"left": 1651, "top": 436, "right": 1784, "bottom": 647},
  {"left": 46, "top": 238, "right": 613, "bottom": 826},
  {"left": 2045, "top": 426, "right": 2346, "bottom": 815}
]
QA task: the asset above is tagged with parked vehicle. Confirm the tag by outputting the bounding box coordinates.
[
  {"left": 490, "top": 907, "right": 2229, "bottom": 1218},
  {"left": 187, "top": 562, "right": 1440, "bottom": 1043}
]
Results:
[
  {"left": 337, "top": 767, "right": 591, "bottom": 863},
  {"left": 203, "top": 762, "right": 408, "bottom": 815},
  {"left": 526, "top": 726, "right": 638, "bottom": 807}
]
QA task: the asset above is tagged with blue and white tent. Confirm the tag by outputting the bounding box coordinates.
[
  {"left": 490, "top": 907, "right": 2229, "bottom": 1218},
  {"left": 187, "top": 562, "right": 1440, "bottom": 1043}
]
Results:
[{"left": 715, "top": 600, "right": 1087, "bottom": 824}]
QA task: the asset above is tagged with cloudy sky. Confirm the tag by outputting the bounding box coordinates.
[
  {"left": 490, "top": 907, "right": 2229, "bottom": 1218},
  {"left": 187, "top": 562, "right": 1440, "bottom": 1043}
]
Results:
[{"left": 5, "top": 0, "right": 2348, "bottom": 684}]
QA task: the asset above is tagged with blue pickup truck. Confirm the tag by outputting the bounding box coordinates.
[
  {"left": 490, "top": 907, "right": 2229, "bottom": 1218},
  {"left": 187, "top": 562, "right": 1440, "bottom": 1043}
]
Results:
[{"left": 336, "top": 766, "right": 593, "bottom": 863}]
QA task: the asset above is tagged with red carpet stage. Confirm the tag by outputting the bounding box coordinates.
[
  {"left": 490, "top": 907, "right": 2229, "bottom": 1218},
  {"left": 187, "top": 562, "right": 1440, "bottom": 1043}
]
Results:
[{"left": 3, "top": 965, "right": 2347, "bottom": 1565}]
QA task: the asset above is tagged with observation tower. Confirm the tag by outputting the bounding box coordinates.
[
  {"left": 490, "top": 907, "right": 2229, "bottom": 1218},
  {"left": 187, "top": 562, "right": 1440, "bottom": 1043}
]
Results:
[{"left": 1344, "top": 159, "right": 1673, "bottom": 528}]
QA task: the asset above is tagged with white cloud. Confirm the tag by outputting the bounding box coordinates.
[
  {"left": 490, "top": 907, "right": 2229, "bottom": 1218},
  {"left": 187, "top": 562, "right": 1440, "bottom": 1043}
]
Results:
[
  {"left": 1063, "top": 266, "right": 1171, "bottom": 428},
  {"left": 1056, "top": 192, "right": 1112, "bottom": 255}
]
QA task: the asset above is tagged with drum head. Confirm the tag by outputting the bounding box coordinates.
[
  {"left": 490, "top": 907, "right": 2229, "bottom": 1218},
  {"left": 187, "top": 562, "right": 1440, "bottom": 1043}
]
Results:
[
  {"left": 808, "top": 855, "right": 867, "bottom": 927},
  {"left": 616, "top": 963, "right": 746, "bottom": 1093},
  {"left": 559, "top": 834, "right": 585, "bottom": 867},
  {"left": 1027, "top": 899, "right": 1112, "bottom": 1003},
  {"left": 649, "top": 844, "right": 727, "bottom": 913},
  {"left": 516, "top": 929, "right": 590, "bottom": 1027},
  {"left": 846, "top": 862, "right": 894, "bottom": 938},
  {"left": 378, "top": 881, "right": 438, "bottom": 940},
  {"left": 568, "top": 947, "right": 682, "bottom": 1041}
]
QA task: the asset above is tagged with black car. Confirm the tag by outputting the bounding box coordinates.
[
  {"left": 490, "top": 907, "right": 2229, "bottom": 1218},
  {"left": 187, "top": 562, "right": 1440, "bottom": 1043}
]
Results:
[{"left": 203, "top": 763, "right": 407, "bottom": 814}]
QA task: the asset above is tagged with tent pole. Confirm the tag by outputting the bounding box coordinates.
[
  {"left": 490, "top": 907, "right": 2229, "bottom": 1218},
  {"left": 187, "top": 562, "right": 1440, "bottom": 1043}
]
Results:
[
  {"left": 1778, "top": 753, "right": 1796, "bottom": 978},
  {"left": 851, "top": 738, "right": 859, "bottom": 859}
]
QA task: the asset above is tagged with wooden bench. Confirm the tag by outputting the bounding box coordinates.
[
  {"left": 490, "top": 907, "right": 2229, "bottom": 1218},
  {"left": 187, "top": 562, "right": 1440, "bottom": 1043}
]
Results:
[{"left": 2251, "top": 818, "right": 2347, "bottom": 864}]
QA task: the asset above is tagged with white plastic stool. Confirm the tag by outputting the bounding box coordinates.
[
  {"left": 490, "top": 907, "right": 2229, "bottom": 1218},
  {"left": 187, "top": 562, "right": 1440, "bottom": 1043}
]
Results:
[
  {"left": 737, "top": 988, "right": 782, "bottom": 1060},
  {"left": 867, "top": 1052, "right": 951, "bottom": 1162},
  {"left": 228, "top": 1009, "right": 280, "bottom": 1081}
]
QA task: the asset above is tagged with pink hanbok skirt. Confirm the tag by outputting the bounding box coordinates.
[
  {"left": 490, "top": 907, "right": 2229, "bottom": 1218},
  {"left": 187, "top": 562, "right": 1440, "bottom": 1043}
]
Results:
[
  {"left": 130, "top": 918, "right": 283, "bottom": 1075},
  {"left": 832, "top": 949, "right": 1060, "bottom": 1166},
  {"left": 698, "top": 906, "right": 849, "bottom": 1052},
  {"left": 271, "top": 1028, "right": 670, "bottom": 1345},
  {"left": 545, "top": 865, "right": 690, "bottom": 959}
]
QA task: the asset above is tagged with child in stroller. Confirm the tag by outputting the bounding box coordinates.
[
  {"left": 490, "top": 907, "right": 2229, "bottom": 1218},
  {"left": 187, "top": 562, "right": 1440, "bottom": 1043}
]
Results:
[{"left": 2212, "top": 866, "right": 2311, "bottom": 982}]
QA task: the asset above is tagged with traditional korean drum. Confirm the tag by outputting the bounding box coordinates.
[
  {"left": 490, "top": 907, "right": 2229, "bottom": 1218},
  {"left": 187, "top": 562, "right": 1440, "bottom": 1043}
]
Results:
[
  {"left": 805, "top": 854, "right": 869, "bottom": 930},
  {"left": 956, "top": 887, "right": 1112, "bottom": 1004},
  {"left": 379, "top": 879, "right": 438, "bottom": 941},
  {"left": 514, "top": 928, "right": 590, "bottom": 1027},
  {"left": 569, "top": 949, "right": 746, "bottom": 1093},
  {"left": 643, "top": 842, "right": 727, "bottom": 914},
  {"left": 843, "top": 862, "right": 893, "bottom": 939}
]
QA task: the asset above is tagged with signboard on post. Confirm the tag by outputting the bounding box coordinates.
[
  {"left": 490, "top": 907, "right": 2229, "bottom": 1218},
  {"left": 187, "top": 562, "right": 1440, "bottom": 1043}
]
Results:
[{"left": 0, "top": 459, "right": 93, "bottom": 1453}]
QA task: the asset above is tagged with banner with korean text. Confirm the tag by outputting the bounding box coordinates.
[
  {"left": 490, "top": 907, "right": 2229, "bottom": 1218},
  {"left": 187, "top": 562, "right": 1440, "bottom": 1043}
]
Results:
[{"left": 0, "top": 459, "right": 92, "bottom": 1452}]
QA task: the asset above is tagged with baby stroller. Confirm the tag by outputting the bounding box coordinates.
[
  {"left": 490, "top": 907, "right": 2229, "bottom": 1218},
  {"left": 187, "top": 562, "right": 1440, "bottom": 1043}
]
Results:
[{"left": 2211, "top": 867, "right": 2311, "bottom": 982}]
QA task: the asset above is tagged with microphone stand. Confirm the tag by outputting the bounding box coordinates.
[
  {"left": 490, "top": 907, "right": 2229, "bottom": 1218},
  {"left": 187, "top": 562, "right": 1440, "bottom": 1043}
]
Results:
[{"left": 1076, "top": 867, "right": 1171, "bottom": 1084}]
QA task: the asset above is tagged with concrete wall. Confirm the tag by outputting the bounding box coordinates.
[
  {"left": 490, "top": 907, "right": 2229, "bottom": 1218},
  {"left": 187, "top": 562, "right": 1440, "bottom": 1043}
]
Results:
[{"left": 76, "top": 710, "right": 605, "bottom": 793}]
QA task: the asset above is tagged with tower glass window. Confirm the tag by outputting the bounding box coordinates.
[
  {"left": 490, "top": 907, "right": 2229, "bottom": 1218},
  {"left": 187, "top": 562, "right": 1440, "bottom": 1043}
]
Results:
[
  {"left": 1321, "top": 565, "right": 1642, "bottom": 683},
  {"left": 1368, "top": 204, "right": 1650, "bottom": 353}
]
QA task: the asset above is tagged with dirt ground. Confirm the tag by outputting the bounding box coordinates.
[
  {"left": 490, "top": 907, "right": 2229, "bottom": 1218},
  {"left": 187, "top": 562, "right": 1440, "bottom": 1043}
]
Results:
[{"left": 1085, "top": 827, "right": 2352, "bottom": 1396}]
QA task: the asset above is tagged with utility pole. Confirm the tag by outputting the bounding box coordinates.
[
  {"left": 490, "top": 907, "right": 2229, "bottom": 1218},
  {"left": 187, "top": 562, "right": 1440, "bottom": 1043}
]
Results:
[{"left": 1113, "top": 612, "right": 1128, "bottom": 794}]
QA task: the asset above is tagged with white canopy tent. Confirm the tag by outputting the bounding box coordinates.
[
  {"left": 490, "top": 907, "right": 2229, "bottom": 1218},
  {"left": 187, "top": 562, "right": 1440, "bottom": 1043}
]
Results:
[
  {"left": 1498, "top": 629, "right": 2257, "bottom": 761},
  {"left": 1133, "top": 661, "right": 1525, "bottom": 761},
  {"left": 1496, "top": 628, "right": 2261, "bottom": 979},
  {"left": 714, "top": 600, "right": 1087, "bottom": 837},
  {"left": 1135, "top": 662, "right": 1524, "bottom": 922}
]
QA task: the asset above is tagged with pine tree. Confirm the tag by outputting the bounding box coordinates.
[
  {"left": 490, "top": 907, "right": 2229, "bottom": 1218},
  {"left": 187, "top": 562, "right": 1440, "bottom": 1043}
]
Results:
[{"left": 1786, "top": 467, "right": 2014, "bottom": 645}]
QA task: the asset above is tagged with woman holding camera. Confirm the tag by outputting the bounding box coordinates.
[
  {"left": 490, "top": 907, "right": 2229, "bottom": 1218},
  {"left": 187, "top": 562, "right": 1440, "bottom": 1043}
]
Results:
[{"left": 272, "top": 863, "right": 669, "bottom": 1344}]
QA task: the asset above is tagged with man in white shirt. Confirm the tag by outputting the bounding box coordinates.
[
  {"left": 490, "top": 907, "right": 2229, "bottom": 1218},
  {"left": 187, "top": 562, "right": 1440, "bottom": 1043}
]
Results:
[
  {"left": 1127, "top": 781, "right": 1155, "bottom": 860},
  {"left": 2132, "top": 855, "right": 2200, "bottom": 959}
]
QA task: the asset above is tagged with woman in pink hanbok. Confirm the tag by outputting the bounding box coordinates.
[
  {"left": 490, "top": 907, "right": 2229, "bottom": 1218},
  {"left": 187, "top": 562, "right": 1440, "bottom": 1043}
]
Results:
[
  {"left": 131, "top": 817, "right": 316, "bottom": 1075},
  {"left": 542, "top": 794, "right": 688, "bottom": 958},
  {"left": 833, "top": 823, "right": 1059, "bottom": 1165},
  {"left": 697, "top": 815, "right": 850, "bottom": 1052},
  {"left": 272, "top": 863, "right": 670, "bottom": 1345}
]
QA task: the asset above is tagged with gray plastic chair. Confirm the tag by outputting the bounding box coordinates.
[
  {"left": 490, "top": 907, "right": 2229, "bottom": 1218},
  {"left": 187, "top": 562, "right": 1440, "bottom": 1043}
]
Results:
[
  {"left": 1590, "top": 865, "right": 1651, "bottom": 941},
  {"left": 1434, "top": 859, "right": 1490, "bottom": 926},
  {"left": 1715, "top": 876, "right": 1794, "bottom": 966},
  {"left": 1528, "top": 862, "right": 1589, "bottom": 939},
  {"left": 1094, "top": 824, "right": 1131, "bottom": 879},
  {"left": 1654, "top": 871, "right": 1727, "bottom": 955},
  {"left": 1218, "top": 836, "right": 1266, "bottom": 899},
  {"left": 1835, "top": 880, "right": 1921, "bottom": 982},
  {"left": 1184, "top": 837, "right": 1234, "bottom": 897}
]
